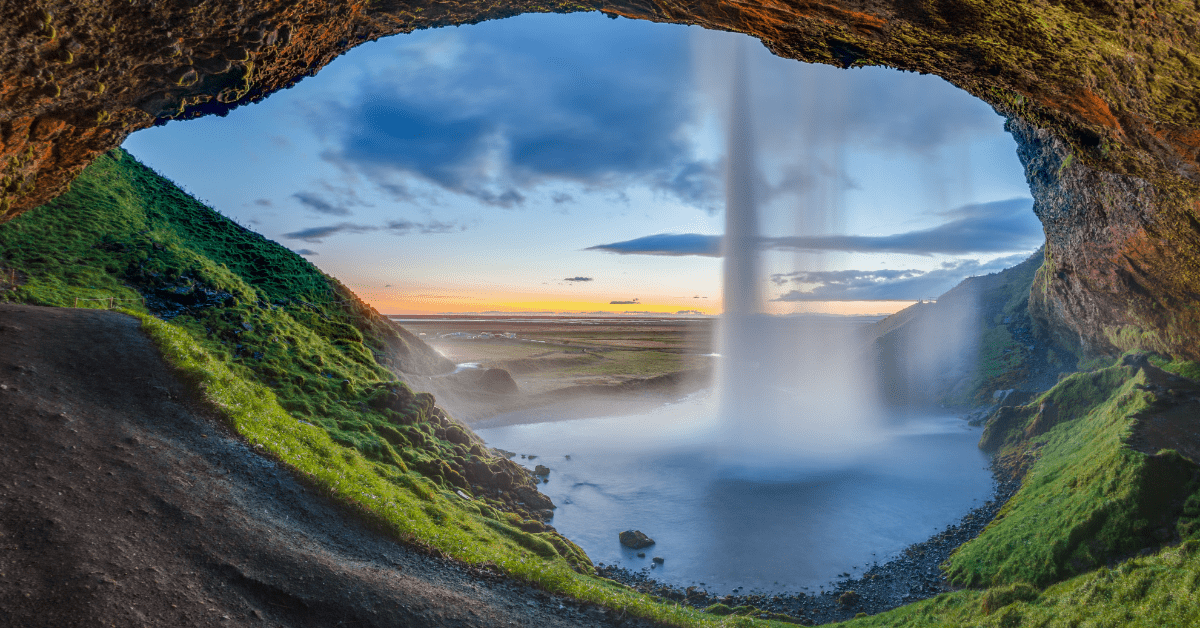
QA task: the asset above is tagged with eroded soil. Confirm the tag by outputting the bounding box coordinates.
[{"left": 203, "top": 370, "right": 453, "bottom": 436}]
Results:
[{"left": 0, "top": 303, "right": 659, "bottom": 628}]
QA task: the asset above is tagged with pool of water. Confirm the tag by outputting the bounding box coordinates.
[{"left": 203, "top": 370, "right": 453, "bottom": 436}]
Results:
[{"left": 476, "top": 392, "right": 994, "bottom": 594}]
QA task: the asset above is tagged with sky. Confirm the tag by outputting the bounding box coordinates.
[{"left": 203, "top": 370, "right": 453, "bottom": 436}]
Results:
[{"left": 121, "top": 12, "right": 1040, "bottom": 316}]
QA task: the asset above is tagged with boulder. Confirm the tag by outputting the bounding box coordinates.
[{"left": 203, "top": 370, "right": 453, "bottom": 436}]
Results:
[
  {"left": 619, "top": 530, "right": 655, "bottom": 549},
  {"left": 533, "top": 464, "right": 550, "bottom": 476},
  {"left": 514, "top": 486, "right": 554, "bottom": 511}
]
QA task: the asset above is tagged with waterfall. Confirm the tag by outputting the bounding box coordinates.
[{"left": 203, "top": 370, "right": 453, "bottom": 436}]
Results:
[{"left": 713, "top": 39, "right": 882, "bottom": 473}]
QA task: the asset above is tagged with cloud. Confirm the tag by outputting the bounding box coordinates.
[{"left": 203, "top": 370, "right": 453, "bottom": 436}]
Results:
[
  {"left": 676, "top": 310, "right": 705, "bottom": 315},
  {"left": 282, "top": 223, "right": 377, "bottom": 243},
  {"left": 610, "top": 298, "right": 640, "bottom": 305},
  {"left": 293, "top": 248, "right": 318, "bottom": 256},
  {"left": 384, "top": 219, "right": 463, "bottom": 235},
  {"left": 292, "top": 191, "right": 353, "bottom": 216},
  {"left": 253, "top": 198, "right": 273, "bottom": 207},
  {"left": 551, "top": 192, "right": 575, "bottom": 204},
  {"left": 587, "top": 198, "right": 1040, "bottom": 257},
  {"left": 763, "top": 198, "right": 1041, "bottom": 255},
  {"left": 587, "top": 233, "right": 722, "bottom": 257},
  {"left": 283, "top": 218, "right": 462, "bottom": 242},
  {"left": 771, "top": 253, "right": 1034, "bottom": 301},
  {"left": 315, "top": 17, "right": 720, "bottom": 210},
  {"left": 564, "top": 276, "right": 593, "bottom": 282}
]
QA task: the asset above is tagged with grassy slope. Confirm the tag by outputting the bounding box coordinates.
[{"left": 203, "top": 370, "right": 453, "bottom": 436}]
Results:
[
  {"left": 8, "top": 149, "right": 1200, "bottom": 627},
  {"left": 0, "top": 150, "right": 478, "bottom": 477},
  {"left": 958, "top": 363, "right": 1198, "bottom": 587},
  {"left": 835, "top": 355, "right": 1200, "bottom": 627}
]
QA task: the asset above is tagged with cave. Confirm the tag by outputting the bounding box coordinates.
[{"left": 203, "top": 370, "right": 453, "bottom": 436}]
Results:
[
  {"left": 2, "top": 3, "right": 1200, "bottom": 625},
  {"left": 3, "top": 0, "right": 1199, "bottom": 363}
]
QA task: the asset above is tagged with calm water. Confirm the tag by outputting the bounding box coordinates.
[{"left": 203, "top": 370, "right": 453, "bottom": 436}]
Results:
[{"left": 476, "top": 392, "right": 993, "bottom": 594}]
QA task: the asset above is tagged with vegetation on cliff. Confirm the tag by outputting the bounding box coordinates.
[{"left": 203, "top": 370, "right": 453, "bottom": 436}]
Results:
[
  {"left": 0, "top": 148, "right": 601, "bottom": 572},
  {"left": 840, "top": 353, "right": 1200, "bottom": 627}
]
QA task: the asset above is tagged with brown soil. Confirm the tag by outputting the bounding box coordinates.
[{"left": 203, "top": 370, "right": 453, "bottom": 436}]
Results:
[{"left": 0, "top": 303, "right": 660, "bottom": 628}]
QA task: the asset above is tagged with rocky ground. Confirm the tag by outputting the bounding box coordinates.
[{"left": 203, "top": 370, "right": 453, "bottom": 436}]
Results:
[
  {"left": 0, "top": 303, "right": 661, "bottom": 628},
  {"left": 596, "top": 459, "right": 1023, "bottom": 626}
]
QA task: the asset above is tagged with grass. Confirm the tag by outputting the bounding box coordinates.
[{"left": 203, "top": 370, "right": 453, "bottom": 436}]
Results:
[
  {"left": 958, "top": 249, "right": 1058, "bottom": 404},
  {"left": 549, "top": 349, "right": 704, "bottom": 378},
  {"left": 953, "top": 362, "right": 1199, "bottom": 587},
  {"left": 822, "top": 540, "right": 1200, "bottom": 627},
  {"left": 0, "top": 149, "right": 471, "bottom": 482}
]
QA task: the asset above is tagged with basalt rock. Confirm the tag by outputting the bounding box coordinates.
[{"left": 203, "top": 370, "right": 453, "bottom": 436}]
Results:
[
  {"left": 1, "top": 1, "right": 1199, "bottom": 360},
  {"left": 619, "top": 529, "right": 655, "bottom": 549}
]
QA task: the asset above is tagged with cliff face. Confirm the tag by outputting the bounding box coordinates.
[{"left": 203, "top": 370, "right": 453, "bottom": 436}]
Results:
[
  {"left": 867, "top": 250, "right": 1066, "bottom": 407},
  {"left": 1, "top": 0, "right": 1199, "bottom": 358}
]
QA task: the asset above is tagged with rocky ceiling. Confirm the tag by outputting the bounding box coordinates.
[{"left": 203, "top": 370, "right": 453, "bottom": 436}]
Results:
[{"left": 1, "top": 0, "right": 1199, "bottom": 359}]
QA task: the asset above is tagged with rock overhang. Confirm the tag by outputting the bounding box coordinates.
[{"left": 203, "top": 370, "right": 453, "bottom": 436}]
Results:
[{"left": 1, "top": 0, "right": 1199, "bottom": 358}]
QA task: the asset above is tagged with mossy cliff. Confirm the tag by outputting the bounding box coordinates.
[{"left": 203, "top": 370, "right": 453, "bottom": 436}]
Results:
[
  {"left": 0, "top": 149, "right": 572, "bottom": 543},
  {"left": 2, "top": 0, "right": 1199, "bottom": 362}
]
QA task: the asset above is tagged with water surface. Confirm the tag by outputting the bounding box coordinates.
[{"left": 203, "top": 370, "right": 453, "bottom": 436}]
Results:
[{"left": 477, "top": 393, "right": 993, "bottom": 593}]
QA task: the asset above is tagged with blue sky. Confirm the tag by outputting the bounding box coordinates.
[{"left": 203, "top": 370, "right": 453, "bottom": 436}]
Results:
[{"left": 122, "top": 12, "right": 1039, "bottom": 315}]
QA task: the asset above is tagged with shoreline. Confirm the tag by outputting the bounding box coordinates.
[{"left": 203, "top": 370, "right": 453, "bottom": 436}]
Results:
[{"left": 592, "top": 449, "right": 1022, "bottom": 625}]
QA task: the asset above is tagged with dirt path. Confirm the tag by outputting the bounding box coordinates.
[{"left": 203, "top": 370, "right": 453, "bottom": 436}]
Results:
[{"left": 0, "top": 304, "right": 660, "bottom": 628}]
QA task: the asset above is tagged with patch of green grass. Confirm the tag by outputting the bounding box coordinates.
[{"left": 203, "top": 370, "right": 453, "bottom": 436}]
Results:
[
  {"left": 1149, "top": 355, "right": 1200, "bottom": 382},
  {"left": 953, "top": 363, "right": 1199, "bottom": 588},
  {"left": 837, "top": 541, "right": 1200, "bottom": 627},
  {"left": 0, "top": 149, "right": 474, "bottom": 482}
]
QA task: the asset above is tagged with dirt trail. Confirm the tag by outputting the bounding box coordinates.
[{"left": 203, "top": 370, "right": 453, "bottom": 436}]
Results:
[{"left": 0, "top": 304, "right": 658, "bottom": 628}]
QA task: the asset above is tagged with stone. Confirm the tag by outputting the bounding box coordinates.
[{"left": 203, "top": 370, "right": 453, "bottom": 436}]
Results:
[
  {"left": 513, "top": 486, "right": 554, "bottom": 511},
  {"left": 619, "top": 530, "right": 655, "bottom": 549},
  {"left": 652, "top": 556, "right": 664, "bottom": 564},
  {"left": 533, "top": 464, "right": 549, "bottom": 476}
]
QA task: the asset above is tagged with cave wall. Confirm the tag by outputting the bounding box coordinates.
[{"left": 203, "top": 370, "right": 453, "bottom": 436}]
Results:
[{"left": 2, "top": 0, "right": 1199, "bottom": 359}]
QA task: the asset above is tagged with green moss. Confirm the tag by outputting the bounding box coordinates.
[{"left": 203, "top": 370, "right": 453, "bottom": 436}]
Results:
[
  {"left": 0, "top": 149, "right": 467, "bottom": 471},
  {"left": 951, "top": 364, "right": 1200, "bottom": 588},
  {"left": 838, "top": 542, "right": 1200, "bottom": 627}
]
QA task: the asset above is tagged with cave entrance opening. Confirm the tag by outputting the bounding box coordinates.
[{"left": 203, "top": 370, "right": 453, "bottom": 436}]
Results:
[{"left": 119, "top": 11, "right": 1043, "bottom": 593}]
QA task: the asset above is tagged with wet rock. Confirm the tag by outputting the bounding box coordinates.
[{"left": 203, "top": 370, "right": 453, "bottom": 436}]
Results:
[
  {"left": 513, "top": 485, "right": 554, "bottom": 511},
  {"left": 619, "top": 530, "right": 655, "bottom": 549},
  {"left": 533, "top": 464, "right": 550, "bottom": 476}
]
